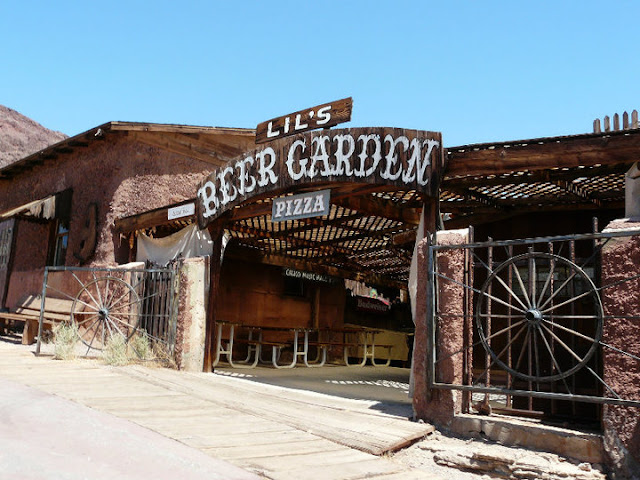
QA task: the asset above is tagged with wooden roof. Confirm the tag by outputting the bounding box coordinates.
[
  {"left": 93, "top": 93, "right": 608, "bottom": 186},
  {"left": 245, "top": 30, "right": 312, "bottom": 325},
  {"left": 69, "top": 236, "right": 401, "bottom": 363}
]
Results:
[
  {"left": 0, "top": 121, "right": 255, "bottom": 180},
  {"left": 441, "top": 128, "right": 637, "bottom": 228},
  {"left": 116, "top": 126, "right": 638, "bottom": 289}
]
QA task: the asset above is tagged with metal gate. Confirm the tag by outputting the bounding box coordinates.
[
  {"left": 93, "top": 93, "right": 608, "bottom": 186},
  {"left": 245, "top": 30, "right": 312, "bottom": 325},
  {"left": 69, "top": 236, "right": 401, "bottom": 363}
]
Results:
[
  {"left": 35, "top": 265, "right": 180, "bottom": 357},
  {"left": 428, "top": 229, "right": 640, "bottom": 421}
]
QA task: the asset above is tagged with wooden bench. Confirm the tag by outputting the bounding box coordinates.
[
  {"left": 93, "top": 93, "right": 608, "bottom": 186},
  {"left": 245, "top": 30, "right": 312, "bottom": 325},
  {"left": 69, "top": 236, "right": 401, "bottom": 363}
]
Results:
[{"left": 0, "top": 295, "right": 74, "bottom": 345}]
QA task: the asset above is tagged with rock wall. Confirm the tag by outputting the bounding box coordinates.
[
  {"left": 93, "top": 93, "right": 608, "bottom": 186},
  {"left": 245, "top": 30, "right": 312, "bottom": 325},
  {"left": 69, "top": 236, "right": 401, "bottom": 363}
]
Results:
[
  {"left": 174, "top": 257, "right": 207, "bottom": 372},
  {"left": 600, "top": 218, "right": 640, "bottom": 479},
  {"left": 413, "top": 229, "right": 469, "bottom": 426}
]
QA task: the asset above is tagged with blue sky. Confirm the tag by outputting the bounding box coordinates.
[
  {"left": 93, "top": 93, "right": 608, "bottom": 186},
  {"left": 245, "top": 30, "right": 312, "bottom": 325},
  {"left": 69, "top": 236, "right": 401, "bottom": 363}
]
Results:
[{"left": 1, "top": 1, "right": 638, "bottom": 147}]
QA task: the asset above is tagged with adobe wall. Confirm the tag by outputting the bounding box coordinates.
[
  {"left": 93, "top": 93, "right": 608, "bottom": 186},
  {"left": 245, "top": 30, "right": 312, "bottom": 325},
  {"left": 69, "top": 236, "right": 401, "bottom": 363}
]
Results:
[
  {"left": 1, "top": 135, "right": 221, "bottom": 307},
  {"left": 413, "top": 229, "right": 468, "bottom": 426},
  {"left": 600, "top": 218, "right": 640, "bottom": 478},
  {"left": 6, "top": 220, "right": 49, "bottom": 309}
]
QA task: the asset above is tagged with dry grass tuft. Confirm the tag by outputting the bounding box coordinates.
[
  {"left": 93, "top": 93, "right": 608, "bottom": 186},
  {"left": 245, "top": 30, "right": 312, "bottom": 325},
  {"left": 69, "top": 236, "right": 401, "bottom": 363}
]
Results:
[{"left": 53, "top": 322, "right": 78, "bottom": 360}]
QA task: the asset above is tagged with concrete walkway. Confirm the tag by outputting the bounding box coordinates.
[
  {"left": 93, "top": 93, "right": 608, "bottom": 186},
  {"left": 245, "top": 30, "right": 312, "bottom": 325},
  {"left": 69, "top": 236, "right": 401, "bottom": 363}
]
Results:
[{"left": 0, "top": 338, "right": 437, "bottom": 479}]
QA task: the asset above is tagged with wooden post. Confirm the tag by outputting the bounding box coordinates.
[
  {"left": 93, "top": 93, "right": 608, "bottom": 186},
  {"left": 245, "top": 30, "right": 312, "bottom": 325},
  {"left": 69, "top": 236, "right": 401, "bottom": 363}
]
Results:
[
  {"left": 203, "top": 222, "right": 224, "bottom": 372},
  {"left": 412, "top": 198, "right": 438, "bottom": 415},
  {"left": 311, "top": 287, "right": 321, "bottom": 329}
]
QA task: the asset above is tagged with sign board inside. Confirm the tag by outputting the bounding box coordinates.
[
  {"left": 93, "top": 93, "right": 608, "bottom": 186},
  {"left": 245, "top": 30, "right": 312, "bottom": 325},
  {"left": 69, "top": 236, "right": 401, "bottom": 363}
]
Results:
[
  {"left": 283, "top": 268, "right": 336, "bottom": 284},
  {"left": 256, "top": 97, "right": 352, "bottom": 144},
  {"left": 355, "top": 295, "right": 391, "bottom": 314},
  {"left": 168, "top": 203, "right": 195, "bottom": 220},
  {"left": 272, "top": 189, "right": 330, "bottom": 222}
]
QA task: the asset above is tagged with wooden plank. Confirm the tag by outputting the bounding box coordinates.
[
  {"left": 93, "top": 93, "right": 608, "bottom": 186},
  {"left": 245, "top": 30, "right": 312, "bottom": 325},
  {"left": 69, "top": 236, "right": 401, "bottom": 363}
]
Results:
[
  {"left": 445, "top": 130, "right": 640, "bottom": 178},
  {"left": 255, "top": 98, "right": 352, "bottom": 144},
  {"left": 207, "top": 438, "right": 345, "bottom": 460},
  {"left": 114, "top": 201, "right": 195, "bottom": 233}
]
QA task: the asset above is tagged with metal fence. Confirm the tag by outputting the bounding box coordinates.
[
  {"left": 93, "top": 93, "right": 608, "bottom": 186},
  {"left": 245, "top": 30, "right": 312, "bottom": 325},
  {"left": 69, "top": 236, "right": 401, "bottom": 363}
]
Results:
[
  {"left": 35, "top": 264, "right": 180, "bottom": 357},
  {"left": 427, "top": 229, "right": 640, "bottom": 420}
]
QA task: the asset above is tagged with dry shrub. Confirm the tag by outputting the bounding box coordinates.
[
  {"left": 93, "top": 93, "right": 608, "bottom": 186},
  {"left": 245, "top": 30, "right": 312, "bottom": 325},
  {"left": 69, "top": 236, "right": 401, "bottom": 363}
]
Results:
[
  {"left": 129, "top": 331, "right": 152, "bottom": 360},
  {"left": 53, "top": 322, "right": 78, "bottom": 360},
  {"left": 102, "top": 333, "right": 129, "bottom": 366}
]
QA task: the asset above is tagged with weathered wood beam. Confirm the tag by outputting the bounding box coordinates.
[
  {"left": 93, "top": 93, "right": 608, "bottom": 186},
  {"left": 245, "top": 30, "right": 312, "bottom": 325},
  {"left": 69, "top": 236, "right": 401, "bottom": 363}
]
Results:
[
  {"left": 129, "top": 131, "right": 228, "bottom": 166},
  {"left": 225, "top": 245, "right": 407, "bottom": 290},
  {"left": 228, "top": 184, "right": 419, "bottom": 224},
  {"left": 442, "top": 163, "right": 630, "bottom": 188},
  {"left": 551, "top": 180, "right": 602, "bottom": 207},
  {"left": 446, "top": 131, "right": 640, "bottom": 178},
  {"left": 443, "top": 201, "right": 625, "bottom": 229},
  {"left": 114, "top": 202, "right": 195, "bottom": 232},
  {"left": 332, "top": 194, "right": 421, "bottom": 225},
  {"left": 228, "top": 224, "right": 353, "bottom": 256},
  {"left": 446, "top": 187, "right": 506, "bottom": 211},
  {"left": 392, "top": 229, "right": 418, "bottom": 246},
  {"left": 109, "top": 122, "right": 255, "bottom": 137}
]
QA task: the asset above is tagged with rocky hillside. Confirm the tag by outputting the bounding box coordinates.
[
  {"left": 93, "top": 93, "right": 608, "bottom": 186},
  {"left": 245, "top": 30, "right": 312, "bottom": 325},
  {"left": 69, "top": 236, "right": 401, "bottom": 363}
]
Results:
[{"left": 0, "top": 105, "right": 67, "bottom": 169}]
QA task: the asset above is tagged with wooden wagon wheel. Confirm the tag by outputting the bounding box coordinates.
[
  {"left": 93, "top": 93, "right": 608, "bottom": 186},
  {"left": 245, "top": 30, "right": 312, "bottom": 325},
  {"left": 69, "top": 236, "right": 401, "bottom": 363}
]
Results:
[
  {"left": 71, "top": 276, "right": 141, "bottom": 351},
  {"left": 475, "top": 252, "right": 604, "bottom": 383}
]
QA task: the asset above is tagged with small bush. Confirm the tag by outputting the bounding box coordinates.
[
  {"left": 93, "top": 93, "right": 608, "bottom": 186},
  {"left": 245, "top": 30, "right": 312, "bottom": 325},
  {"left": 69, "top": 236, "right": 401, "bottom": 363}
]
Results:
[
  {"left": 102, "top": 333, "right": 129, "bottom": 366},
  {"left": 130, "top": 332, "right": 152, "bottom": 360},
  {"left": 53, "top": 323, "right": 78, "bottom": 360}
]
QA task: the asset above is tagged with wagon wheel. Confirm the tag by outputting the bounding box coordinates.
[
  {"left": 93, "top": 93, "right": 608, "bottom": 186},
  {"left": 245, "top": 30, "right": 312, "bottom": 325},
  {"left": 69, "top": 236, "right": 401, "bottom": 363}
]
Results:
[
  {"left": 475, "top": 252, "right": 603, "bottom": 383},
  {"left": 71, "top": 276, "right": 141, "bottom": 351}
]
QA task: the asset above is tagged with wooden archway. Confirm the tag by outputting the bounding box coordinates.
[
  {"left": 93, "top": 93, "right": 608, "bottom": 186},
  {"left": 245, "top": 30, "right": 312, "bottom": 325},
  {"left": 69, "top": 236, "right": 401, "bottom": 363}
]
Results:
[{"left": 199, "top": 127, "right": 445, "bottom": 371}]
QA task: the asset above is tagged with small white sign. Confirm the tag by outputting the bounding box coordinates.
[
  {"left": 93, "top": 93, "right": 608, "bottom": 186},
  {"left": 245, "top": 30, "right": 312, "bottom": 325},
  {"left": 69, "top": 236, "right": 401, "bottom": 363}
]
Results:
[
  {"left": 272, "top": 189, "right": 331, "bottom": 222},
  {"left": 168, "top": 203, "right": 195, "bottom": 220}
]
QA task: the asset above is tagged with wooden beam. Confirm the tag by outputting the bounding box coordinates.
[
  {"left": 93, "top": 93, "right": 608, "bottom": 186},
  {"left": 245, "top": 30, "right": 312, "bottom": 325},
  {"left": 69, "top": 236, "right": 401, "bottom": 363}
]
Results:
[
  {"left": 204, "top": 224, "right": 224, "bottom": 372},
  {"left": 443, "top": 201, "right": 625, "bottom": 229},
  {"left": 129, "top": 131, "right": 230, "bottom": 166},
  {"left": 228, "top": 184, "right": 420, "bottom": 225},
  {"left": 551, "top": 180, "right": 602, "bottom": 207},
  {"left": 225, "top": 245, "right": 407, "bottom": 290},
  {"left": 442, "top": 163, "right": 630, "bottom": 188},
  {"left": 445, "top": 131, "right": 640, "bottom": 178},
  {"left": 445, "top": 187, "right": 506, "bottom": 211},
  {"left": 332, "top": 194, "right": 421, "bottom": 225},
  {"left": 114, "top": 201, "right": 195, "bottom": 232},
  {"left": 109, "top": 122, "right": 255, "bottom": 136},
  {"left": 228, "top": 224, "right": 353, "bottom": 256}
]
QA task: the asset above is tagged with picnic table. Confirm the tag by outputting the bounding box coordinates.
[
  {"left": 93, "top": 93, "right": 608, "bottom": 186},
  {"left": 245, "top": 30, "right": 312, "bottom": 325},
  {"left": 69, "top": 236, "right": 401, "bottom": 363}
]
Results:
[{"left": 213, "top": 322, "right": 393, "bottom": 369}]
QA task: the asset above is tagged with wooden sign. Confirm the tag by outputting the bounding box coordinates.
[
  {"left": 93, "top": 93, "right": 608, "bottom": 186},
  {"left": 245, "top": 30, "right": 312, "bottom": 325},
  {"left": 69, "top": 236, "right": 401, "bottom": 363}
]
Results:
[
  {"left": 255, "top": 97, "right": 352, "bottom": 144},
  {"left": 197, "top": 127, "right": 443, "bottom": 228},
  {"left": 272, "top": 189, "right": 330, "bottom": 222}
]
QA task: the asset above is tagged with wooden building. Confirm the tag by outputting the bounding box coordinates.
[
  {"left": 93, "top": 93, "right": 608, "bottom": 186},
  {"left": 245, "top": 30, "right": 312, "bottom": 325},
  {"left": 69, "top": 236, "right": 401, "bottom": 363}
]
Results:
[{"left": 1, "top": 107, "right": 639, "bottom": 476}]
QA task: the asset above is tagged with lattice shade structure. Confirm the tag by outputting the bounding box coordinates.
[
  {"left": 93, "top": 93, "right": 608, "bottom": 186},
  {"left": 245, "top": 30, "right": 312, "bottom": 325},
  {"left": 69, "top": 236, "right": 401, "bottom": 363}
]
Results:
[
  {"left": 441, "top": 129, "right": 637, "bottom": 229},
  {"left": 224, "top": 185, "right": 424, "bottom": 288}
]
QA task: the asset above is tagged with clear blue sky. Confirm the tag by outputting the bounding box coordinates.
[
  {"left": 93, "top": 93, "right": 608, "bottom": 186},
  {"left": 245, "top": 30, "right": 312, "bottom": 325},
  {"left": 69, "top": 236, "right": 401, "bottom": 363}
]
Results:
[{"left": 1, "top": 1, "right": 638, "bottom": 147}]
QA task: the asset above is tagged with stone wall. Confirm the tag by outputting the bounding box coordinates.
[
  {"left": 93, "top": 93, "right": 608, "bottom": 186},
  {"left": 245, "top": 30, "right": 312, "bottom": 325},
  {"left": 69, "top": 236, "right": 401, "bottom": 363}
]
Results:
[
  {"left": 600, "top": 218, "right": 640, "bottom": 479},
  {"left": 413, "top": 229, "right": 469, "bottom": 426},
  {"left": 173, "top": 257, "right": 207, "bottom": 372}
]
